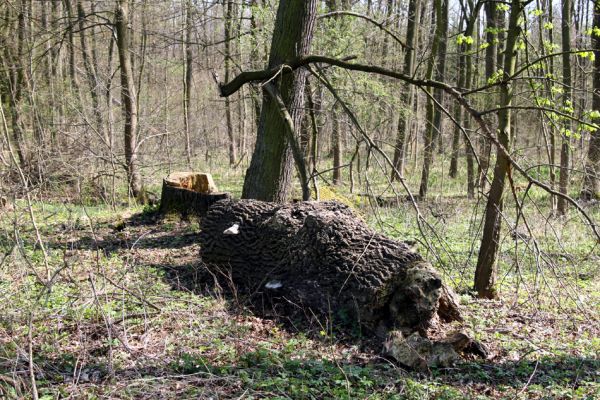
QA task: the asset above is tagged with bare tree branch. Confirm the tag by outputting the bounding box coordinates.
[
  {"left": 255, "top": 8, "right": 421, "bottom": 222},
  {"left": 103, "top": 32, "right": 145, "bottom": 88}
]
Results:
[{"left": 318, "top": 11, "right": 409, "bottom": 49}]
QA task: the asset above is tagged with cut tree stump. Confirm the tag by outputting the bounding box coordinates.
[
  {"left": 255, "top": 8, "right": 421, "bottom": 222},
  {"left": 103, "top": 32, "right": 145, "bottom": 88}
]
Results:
[
  {"left": 199, "top": 199, "right": 462, "bottom": 338},
  {"left": 160, "top": 172, "right": 230, "bottom": 218}
]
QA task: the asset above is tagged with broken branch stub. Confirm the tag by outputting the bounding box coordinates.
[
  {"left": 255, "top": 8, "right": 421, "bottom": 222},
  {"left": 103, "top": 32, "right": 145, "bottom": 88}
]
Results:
[
  {"left": 199, "top": 199, "right": 462, "bottom": 337},
  {"left": 159, "top": 172, "right": 230, "bottom": 218}
]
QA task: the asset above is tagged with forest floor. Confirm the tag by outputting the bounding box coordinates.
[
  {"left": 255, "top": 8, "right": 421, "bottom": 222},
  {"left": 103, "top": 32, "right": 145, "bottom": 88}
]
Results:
[{"left": 0, "top": 191, "right": 599, "bottom": 399}]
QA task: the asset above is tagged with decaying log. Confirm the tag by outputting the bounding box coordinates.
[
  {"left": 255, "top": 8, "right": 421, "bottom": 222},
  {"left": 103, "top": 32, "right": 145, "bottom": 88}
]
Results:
[
  {"left": 160, "top": 172, "right": 230, "bottom": 217},
  {"left": 199, "top": 199, "right": 462, "bottom": 337},
  {"left": 383, "top": 330, "right": 489, "bottom": 370}
]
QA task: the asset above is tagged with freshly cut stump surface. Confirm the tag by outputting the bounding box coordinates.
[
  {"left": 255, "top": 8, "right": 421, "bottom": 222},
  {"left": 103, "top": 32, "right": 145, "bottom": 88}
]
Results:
[
  {"left": 199, "top": 199, "right": 461, "bottom": 337},
  {"left": 160, "top": 172, "right": 230, "bottom": 217}
]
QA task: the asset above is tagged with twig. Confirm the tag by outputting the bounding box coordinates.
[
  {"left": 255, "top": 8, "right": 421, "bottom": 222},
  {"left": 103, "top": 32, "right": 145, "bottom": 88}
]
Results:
[
  {"left": 27, "top": 314, "right": 38, "bottom": 400},
  {"left": 318, "top": 11, "right": 409, "bottom": 49}
]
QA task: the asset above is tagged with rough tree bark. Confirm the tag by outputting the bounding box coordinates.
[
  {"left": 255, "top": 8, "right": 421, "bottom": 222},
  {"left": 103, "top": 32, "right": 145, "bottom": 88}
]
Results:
[
  {"left": 241, "top": 0, "right": 317, "bottom": 202},
  {"left": 200, "top": 199, "right": 462, "bottom": 336}
]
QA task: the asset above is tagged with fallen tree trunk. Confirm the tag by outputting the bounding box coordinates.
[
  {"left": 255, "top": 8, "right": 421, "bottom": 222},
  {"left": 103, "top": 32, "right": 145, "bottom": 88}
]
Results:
[
  {"left": 199, "top": 199, "right": 461, "bottom": 337},
  {"left": 160, "top": 172, "right": 230, "bottom": 217}
]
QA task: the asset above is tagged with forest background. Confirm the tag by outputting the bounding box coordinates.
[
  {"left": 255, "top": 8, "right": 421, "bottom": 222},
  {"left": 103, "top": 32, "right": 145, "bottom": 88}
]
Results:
[{"left": 0, "top": 0, "right": 598, "bottom": 398}]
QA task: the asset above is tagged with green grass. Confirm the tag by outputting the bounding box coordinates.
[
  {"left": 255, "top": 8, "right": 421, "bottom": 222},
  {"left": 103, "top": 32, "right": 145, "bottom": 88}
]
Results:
[{"left": 0, "top": 161, "right": 598, "bottom": 399}]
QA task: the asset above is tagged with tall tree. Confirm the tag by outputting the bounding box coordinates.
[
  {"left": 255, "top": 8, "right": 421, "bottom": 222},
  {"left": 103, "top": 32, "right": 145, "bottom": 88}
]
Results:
[
  {"left": 419, "top": 0, "right": 448, "bottom": 199},
  {"left": 63, "top": 0, "right": 78, "bottom": 89},
  {"left": 557, "top": 0, "right": 573, "bottom": 214},
  {"left": 332, "top": 102, "right": 342, "bottom": 184},
  {"left": 433, "top": 0, "right": 449, "bottom": 154},
  {"left": 391, "top": 0, "right": 420, "bottom": 181},
  {"left": 77, "top": 0, "right": 107, "bottom": 147},
  {"left": 1, "top": 0, "right": 30, "bottom": 168},
  {"left": 242, "top": 0, "right": 317, "bottom": 202},
  {"left": 327, "top": 0, "right": 343, "bottom": 185},
  {"left": 115, "top": 0, "right": 144, "bottom": 200},
  {"left": 224, "top": 0, "right": 237, "bottom": 166},
  {"left": 183, "top": 0, "right": 193, "bottom": 168},
  {"left": 582, "top": 0, "right": 600, "bottom": 199},
  {"left": 479, "top": 0, "right": 501, "bottom": 189},
  {"left": 449, "top": 0, "right": 481, "bottom": 200},
  {"left": 449, "top": 14, "right": 466, "bottom": 180},
  {"left": 474, "top": 0, "right": 524, "bottom": 298}
]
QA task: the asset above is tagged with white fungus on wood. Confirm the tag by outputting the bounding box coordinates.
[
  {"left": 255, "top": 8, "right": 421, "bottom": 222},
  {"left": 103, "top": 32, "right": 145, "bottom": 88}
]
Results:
[{"left": 223, "top": 223, "right": 240, "bottom": 235}]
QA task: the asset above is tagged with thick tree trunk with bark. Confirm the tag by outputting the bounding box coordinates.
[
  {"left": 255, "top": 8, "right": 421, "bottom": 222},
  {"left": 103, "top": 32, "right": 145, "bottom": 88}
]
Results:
[
  {"left": 200, "top": 199, "right": 461, "bottom": 336},
  {"left": 242, "top": 0, "right": 317, "bottom": 202}
]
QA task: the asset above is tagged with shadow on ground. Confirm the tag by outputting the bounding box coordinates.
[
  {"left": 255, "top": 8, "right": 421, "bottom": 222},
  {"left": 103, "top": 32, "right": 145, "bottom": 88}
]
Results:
[{"left": 10, "top": 210, "right": 594, "bottom": 398}]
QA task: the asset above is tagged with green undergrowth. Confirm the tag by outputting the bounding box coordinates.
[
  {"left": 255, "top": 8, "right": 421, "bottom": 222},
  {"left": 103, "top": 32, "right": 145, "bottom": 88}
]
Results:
[{"left": 1, "top": 166, "right": 599, "bottom": 398}]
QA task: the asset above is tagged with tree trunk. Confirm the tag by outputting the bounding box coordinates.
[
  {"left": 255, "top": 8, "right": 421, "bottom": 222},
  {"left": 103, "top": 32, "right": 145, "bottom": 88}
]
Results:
[
  {"left": 242, "top": 0, "right": 317, "bottom": 202},
  {"left": 224, "top": 0, "right": 237, "bottom": 166},
  {"left": 448, "top": 16, "right": 465, "bottom": 179},
  {"left": 115, "top": 0, "right": 144, "bottom": 201},
  {"left": 63, "top": 0, "right": 78, "bottom": 89},
  {"left": 77, "top": 1, "right": 107, "bottom": 147},
  {"left": 479, "top": 0, "right": 499, "bottom": 189},
  {"left": 433, "top": 0, "right": 449, "bottom": 155},
  {"left": 582, "top": 0, "right": 600, "bottom": 200},
  {"left": 183, "top": 0, "right": 193, "bottom": 168},
  {"left": 391, "top": 0, "right": 420, "bottom": 181},
  {"left": 463, "top": 2, "right": 480, "bottom": 198},
  {"left": 449, "top": 1, "right": 481, "bottom": 181},
  {"left": 3, "top": 1, "right": 27, "bottom": 168},
  {"left": 248, "top": 0, "right": 262, "bottom": 129},
  {"left": 557, "top": 0, "right": 573, "bottom": 214},
  {"left": 474, "top": 0, "right": 524, "bottom": 299},
  {"left": 332, "top": 104, "right": 342, "bottom": 185},
  {"left": 200, "top": 199, "right": 462, "bottom": 336},
  {"left": 535, "top": 0, "right": 558, "bottom": 211},
  {"left": 419, "top": 0, "right": 447, "bottom": 199},
  {"left": 381, "top": 0, "right": 395, "bottom": 63}
]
